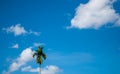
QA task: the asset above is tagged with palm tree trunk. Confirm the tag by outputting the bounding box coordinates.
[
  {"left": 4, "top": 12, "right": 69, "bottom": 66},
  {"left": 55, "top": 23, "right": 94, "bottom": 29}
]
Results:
[{"left": 39, "top": 64, "right": 41, "bottom": 74}]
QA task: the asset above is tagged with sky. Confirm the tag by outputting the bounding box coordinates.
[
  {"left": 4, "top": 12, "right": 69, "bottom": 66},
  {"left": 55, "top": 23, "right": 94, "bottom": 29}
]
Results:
[{"left": 0, "top": 0, "right": 120, "bottom": 74}]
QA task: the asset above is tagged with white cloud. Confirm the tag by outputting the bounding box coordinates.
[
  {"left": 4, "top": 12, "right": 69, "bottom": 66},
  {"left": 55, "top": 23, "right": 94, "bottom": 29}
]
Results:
[
  {"left": 3, "top": 24, "right": 40, "bottom": 36},
  {"left": 11, "top": 44, "right": 19, "bottom": 49},
  {"left": 29, "top": 30, "right": 41, "bottom": 36},
  {"left": 42, "top": 65, "right": 62, "bottom": 74},
  {"left": 33, "top": 42, "right": 45, "bottom": 47},
  {"left": 21, "top": 66, "right": 39, "bottom": 72},
  {"left": 2, "top": 71, "right": 9, "bottom": 74},
  {"left": 3, "top": 24, "right": 27, "bottom": 36},
  {"left": 21, "top": 65, "right": 62, "bottom": 74},
  {"left": 115, "top": 18, "right": 120, "bottom": 26},
  {"left": 68, "top": 0, "right": 120, "bottom": 29},
  {"left": 5, "top": 47, "right": 62, "bottom": 74},
  {"left": 3, "top": 47, "right": 34, "bottom": 74}
]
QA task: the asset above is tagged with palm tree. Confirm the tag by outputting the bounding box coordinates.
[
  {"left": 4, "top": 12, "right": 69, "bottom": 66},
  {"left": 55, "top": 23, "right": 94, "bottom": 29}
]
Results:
[{"left": 33, "top": 46, "right": 47, "bottom": 74}]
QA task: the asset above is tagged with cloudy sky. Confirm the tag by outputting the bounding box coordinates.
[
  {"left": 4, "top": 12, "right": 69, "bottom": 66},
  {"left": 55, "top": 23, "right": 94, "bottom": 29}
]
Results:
[{"left": 0, "top": 0, "right": 120, "bottom": 74}]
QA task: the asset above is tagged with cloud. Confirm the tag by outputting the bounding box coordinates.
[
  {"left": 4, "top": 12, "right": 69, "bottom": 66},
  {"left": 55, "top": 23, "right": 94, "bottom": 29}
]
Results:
[
  {"left": 21, "top": 66, "right": 39, "bottom": 72},
  {"left": 3, "top": 47, "right": 34, "bottom": 74},
  {"left": 33, "top": 42, "right": 45, "bottom": 47},
  {"left": 11, "top": 44, "right": 19, "bottom": 49},
  {"left": 3, "top": 24, "right": 27, "bottom": 36},
  {"left": 2, "top": 45, "right": 62, "bottom": 74},
  {"left": 68, "top": 0, "right": 120, "bottom": 29},
  {"left": 42, "top": 65, "right": 62, "bottom": 74},
  {"left": 2, "top": 71, "right": 9, "bottom": 74},
  {"left": 21, "top": 65, "right": 62, "bottom": 74},
  {"left": 29, "top": 30, "right": 41, "bottom": 36},
  {"left": 3, "top": 24, "right": 40, "bottom": 36},
  {"left": 115, "top": 18, "right": 120, "bottom": 26}
]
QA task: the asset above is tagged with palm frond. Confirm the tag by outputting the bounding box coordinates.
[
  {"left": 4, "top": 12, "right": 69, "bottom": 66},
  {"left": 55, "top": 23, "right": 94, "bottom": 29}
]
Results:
[
  {"left": 42, "top": 53, "right": 46, "bottom": 60},
  {"left": 33, "top": 52, "right": 37, "bottom": 58},
  {"left": 33, "top": 46, "right": 46, "bottom": 65},
  {"left": 38, "top": 46, "right": 44, "bottom": 50}
]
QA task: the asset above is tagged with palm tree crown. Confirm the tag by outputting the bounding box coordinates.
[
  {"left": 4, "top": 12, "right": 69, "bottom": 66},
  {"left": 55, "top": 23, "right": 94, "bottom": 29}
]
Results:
[{"left": 33, "top": 46, "right": 46, "bottom": 65}]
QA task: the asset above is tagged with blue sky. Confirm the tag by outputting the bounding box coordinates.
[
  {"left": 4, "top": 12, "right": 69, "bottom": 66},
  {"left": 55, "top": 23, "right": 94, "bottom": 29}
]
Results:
[{"left": 0, "top": 0, "right": 120, "bottom": 74}]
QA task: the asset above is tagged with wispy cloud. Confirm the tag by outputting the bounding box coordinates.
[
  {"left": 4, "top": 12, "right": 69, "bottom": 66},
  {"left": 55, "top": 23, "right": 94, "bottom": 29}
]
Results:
[
  {"left": 21, "top": 66, "right": 39, "bottom": 72},
  {"left": 3, "top": 24, "right": 27, "bottom": 36},
  {"left": 3, "top": 47, "right": 34, "bottom": 74},
  {"left": 33, "top": 42, "right": 45, "bottom": 47},
  {"left": 29, "top": 30, "right": 41, "bottom": 36},
  {"left": 11, "top": 44, "right": 19, "bottom": 49},
  {"left": 3, "top": 24, "right": 40, "bottom": 36},
  {"left": 2, "top": 47, "right": 62, "bottom": 74},
  {"left": 68, "top": 0, "right": 120, "bottom": 29},
  {"left": 115, "top": 18, "right": 120, "bottom": 26},
  {"left": 21, "top": 65, "right": 62, "bottom": 74},
  {"left": 41, "top": 65, "right": 62, "bottom": 74}
]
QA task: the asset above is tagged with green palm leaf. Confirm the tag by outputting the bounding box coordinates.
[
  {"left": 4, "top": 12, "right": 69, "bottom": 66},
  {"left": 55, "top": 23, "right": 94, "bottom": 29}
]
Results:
[
  {"left": 33, "top": 46, "right": 46, "bottom": 74},
  {"left": 33, "top": 46, "right": 46, "bottom": 65}
]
